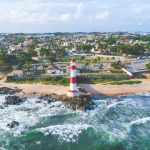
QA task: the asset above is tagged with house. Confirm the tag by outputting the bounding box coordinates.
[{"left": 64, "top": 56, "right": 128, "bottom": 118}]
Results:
[
  {"left": 9, "top": 70, "right": 24, "bottom": 78},
  {"left": 47, "top": 66, "right": 63, "bottom": 74},
  {"left": 47, "top": 63, "right": 70, "bottom": 74},
  {"left": 89, "top": 64, "right": 103, "bottom": 71}
]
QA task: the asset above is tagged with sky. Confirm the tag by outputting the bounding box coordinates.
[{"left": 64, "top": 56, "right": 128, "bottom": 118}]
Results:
[{"left": 0, "top": 0, "right": 150, "bottom": 33}]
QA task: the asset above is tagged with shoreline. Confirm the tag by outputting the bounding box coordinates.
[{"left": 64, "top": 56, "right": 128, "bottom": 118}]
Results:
[{"left": 0, "top": 79, "right": 150, "bottom": 97}]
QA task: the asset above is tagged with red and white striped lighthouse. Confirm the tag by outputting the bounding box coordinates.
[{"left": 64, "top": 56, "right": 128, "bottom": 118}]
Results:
[{"left": 67, "top": 58, "right": 80, "bottom": 97}]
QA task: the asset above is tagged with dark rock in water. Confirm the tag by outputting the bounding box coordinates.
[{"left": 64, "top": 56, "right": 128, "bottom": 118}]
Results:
[
  {"left": 0, "top": 87, "right": 21, "bottom": 95},
  {"left": 63, "top": 95, "right": 95, "bottom": 111},
  {"left": 39, "top": 95, "right": 55, "bottom": 103},
  {"left": 78, "top": 88, "right": 88, "bottom": 93},
  {"left": 7, "top": 121, "right": 19, "bottom": 128},
  {"left": 39, "top": 94, "right": 94, "bottom": 111},
  {"left": 35, "top": 99, "right": 42, "bottom": 103},
  {"left": 0, "top": 104, "right": 5, "bottom": 109},
  {"left": 4, "top": 96, "right": 26, "bottom": 105}
]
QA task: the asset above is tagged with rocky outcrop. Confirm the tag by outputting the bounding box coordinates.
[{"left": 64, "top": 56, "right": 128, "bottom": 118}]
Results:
[
  {"left": 0, "top": 87, "right": 94, "bottom": 111},
  {"left": 0, "top": 87, "right": 21, "bottom": 95},
  {"left": 39, "top": 94, "right": 95, "bottom": 111},
  {"left": 63, "top": 95, "right": 94, "bottom": 111},
  {"left": 4, "top": 96, "right": 26, "bottom": 105},
  {"left": 78, "top": 88, "right": 88, "bottom": 94},
  {"left": 7, "top": 121, "right": 19, "bottom": 128}
]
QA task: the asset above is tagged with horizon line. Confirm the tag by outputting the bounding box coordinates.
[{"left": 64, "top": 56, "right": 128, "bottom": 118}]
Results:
[{"left": 0, "top": 31, "right": 150, "bottom": 34}]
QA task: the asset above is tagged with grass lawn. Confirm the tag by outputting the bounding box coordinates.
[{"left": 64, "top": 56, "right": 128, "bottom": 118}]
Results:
[
  {"left": 110, "top": 80, "right": 142, "bottom": 85},
  {"left": 6, "top": 77, "right": 70, "bottom": 86},
  {"left": 77, "top": 77, "right": 141, "bottom": 85},
  {"left": 6, "top": 76, "right": 142, "bottom": 86}
]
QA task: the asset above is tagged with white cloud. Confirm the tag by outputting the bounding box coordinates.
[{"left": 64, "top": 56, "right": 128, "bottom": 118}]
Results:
[
  {"left": 60, "top": 13, "right": 71, "bottom": 22},
  {"left": 131, "top": 3, "right": 150, "bottom": 13},
  {"left": 0, "top": 0, "right": 84, "bottom": 23},
  {"left": 0, "top": 0, "right": 150, "bottom": 32},
  {"left": 59, "top": 3, "right": 83, "bottom": 22},
  {"left": 95, "top": 11, "right": 109, "bottom": 21},
  {"left": 0, "top": 0, "right": 111, "bottom": 24}
]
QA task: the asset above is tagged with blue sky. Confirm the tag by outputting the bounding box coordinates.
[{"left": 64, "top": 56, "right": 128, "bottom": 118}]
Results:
[{"left": 0, "top": 0, "right": 150, "bottom": 33}]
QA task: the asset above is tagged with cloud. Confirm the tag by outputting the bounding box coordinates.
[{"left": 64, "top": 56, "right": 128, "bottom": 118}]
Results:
[
  {"left": 0, "top": 0, "right": 111, "bottom": 24},
  {"left": 0, "top": 0, "right": 84, "bottom": 23},
  {"left": 59, "top": 3, "right": 84, "bottom": 22},
  {"left": 0, "top": 0, "right": 150, "bottom": 32},
  {"left": 59, "top": 13, "right": 71, "bottom": 22},
  {"left": 95, "top": 11, "right": 109, "bottom": 21},
  {"left": 131, "top": 3, "right": 150, "bottom": 13}
]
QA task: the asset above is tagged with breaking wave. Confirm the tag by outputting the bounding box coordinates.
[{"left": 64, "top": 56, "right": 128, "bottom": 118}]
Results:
[{"left": 37, "top": 124, "right": 93, "bottom": 142}]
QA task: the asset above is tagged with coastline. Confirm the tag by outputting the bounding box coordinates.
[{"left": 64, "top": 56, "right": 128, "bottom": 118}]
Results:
[{"left": 0, "top": 79, "right": 150, "bottom": 97}]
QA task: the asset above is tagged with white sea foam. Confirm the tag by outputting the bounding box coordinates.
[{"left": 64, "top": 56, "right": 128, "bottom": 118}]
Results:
[
  {"left": 136, "top": 92, "right": 150, "bottom": 96},
  {"left": 106, "top": 97, "right": 150, "bottom": 110},
  {"left": 38, "top": 124, "right": 92, "bottom": 142},
  {"left": 0, "top": 95, "right": 6, "bottom": 103},
  {"left": 0, "top": 96, "right": 70, "bottom": 133},
  {"left": 130, "top": 117, "right": 150, "bottom": 125},
  {"left": 107, "top": 101, "right": 122, "bottom": 109}
]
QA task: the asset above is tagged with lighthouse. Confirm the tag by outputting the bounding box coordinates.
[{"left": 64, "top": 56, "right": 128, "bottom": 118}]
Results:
[{"left": 67, "top": 58, "right": 80, "bottom": 97}]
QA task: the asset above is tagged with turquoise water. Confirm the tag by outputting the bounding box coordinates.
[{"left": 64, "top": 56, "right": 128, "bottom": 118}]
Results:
[{"left": 0, "top": 93, "right": 150, "bottom": 150}]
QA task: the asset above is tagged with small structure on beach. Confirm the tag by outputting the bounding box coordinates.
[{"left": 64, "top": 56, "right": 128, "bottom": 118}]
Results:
[{"left": 67, "top": 58, "right": 80, "bottom": 97}]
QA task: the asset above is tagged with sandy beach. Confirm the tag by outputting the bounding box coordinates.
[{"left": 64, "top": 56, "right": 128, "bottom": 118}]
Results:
[
  {"left": 80, "top": 79, "right": 150, "bottom": 96},
  {"left": 0, "top": 77, "right": 150, "bottom": 96}
]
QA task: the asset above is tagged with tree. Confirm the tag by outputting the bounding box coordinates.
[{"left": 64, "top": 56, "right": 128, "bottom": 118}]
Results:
[
  {"left": 40, "top": 48, "right": 50, "bottom": 56},
  {"left": 80, "top": 56, "right": 85, "bottom": 60},
  {"left": 0, "top": 49, "right": 4, "bottom": 65},
  {"left": 111, "top": 60, "right": 124, "bottom": 69},
  {"left": 97, "top": 57, "right": 101, "bottom": 61},
  {"left": 146, "top": 63, "right": 150, "bottom": 70},
  {"left": 27, "top": 45, "right": 37, "bottom": 57},
  {"left": 46, "top": 57, "right": 57, "bottom": 62},
  {"left": 0, "top": 48, "right": 13, "bottom": 72},
  {"left": 110, "top": 44, "right": 145, "bottom": 56},
  {"left": 14, "top": 37, "right": 25, "bottom": 45}
]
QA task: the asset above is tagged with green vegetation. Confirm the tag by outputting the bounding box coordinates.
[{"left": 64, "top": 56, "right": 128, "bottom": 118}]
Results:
[
  {"left": 27, "top": 44, "right": 37, "bottom": 57},
  {"left": 57, "top": 57, "right": 114, "bottom": 63},
  {"left": 0, "top": 48, "right": 13, "bottom": 72},
  {"left": 77, "top": 77, "right": 141, "bottom": 85},
  {"left": 111, "top": 60, "right": 125, "bottom": 69},
  {"left": 77, "top": 77, "right": 124, "bottom": 84},
  {"left": 16, "top": 52, "right": 37, "bottom": 67},
  {"left": 110, "top": 80, "right": 141, "bottom": 85},
  {"left": 145, "top": 63, "right": 150, "bottom": 70},
  {"left": 111, "top": 43, "right": 145, "bottom": 56},
  {"left": 6, "top": 75, "right": 141, "bottom": 85},
  {"left": 14, "top": 37, "right": 25, "bottom": 45},
  {"left": 6, "top": 77, "right": 70, "bottom": 86},
  {"left": 77, "top": 44, "right": 93, "bottom": 53}
]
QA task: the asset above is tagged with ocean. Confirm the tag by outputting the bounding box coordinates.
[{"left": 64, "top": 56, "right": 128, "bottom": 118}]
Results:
[{"left": 0, "top": 93, "right": 150, "bottom": 150}]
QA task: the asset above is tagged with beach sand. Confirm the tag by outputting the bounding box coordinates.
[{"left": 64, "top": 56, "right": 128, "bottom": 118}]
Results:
[
  {"left": 80, "top": 79, "right": 150, "bottom": 96},
  {"left": 0, "top": 78, "right": 150, "bottom": 96}
]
